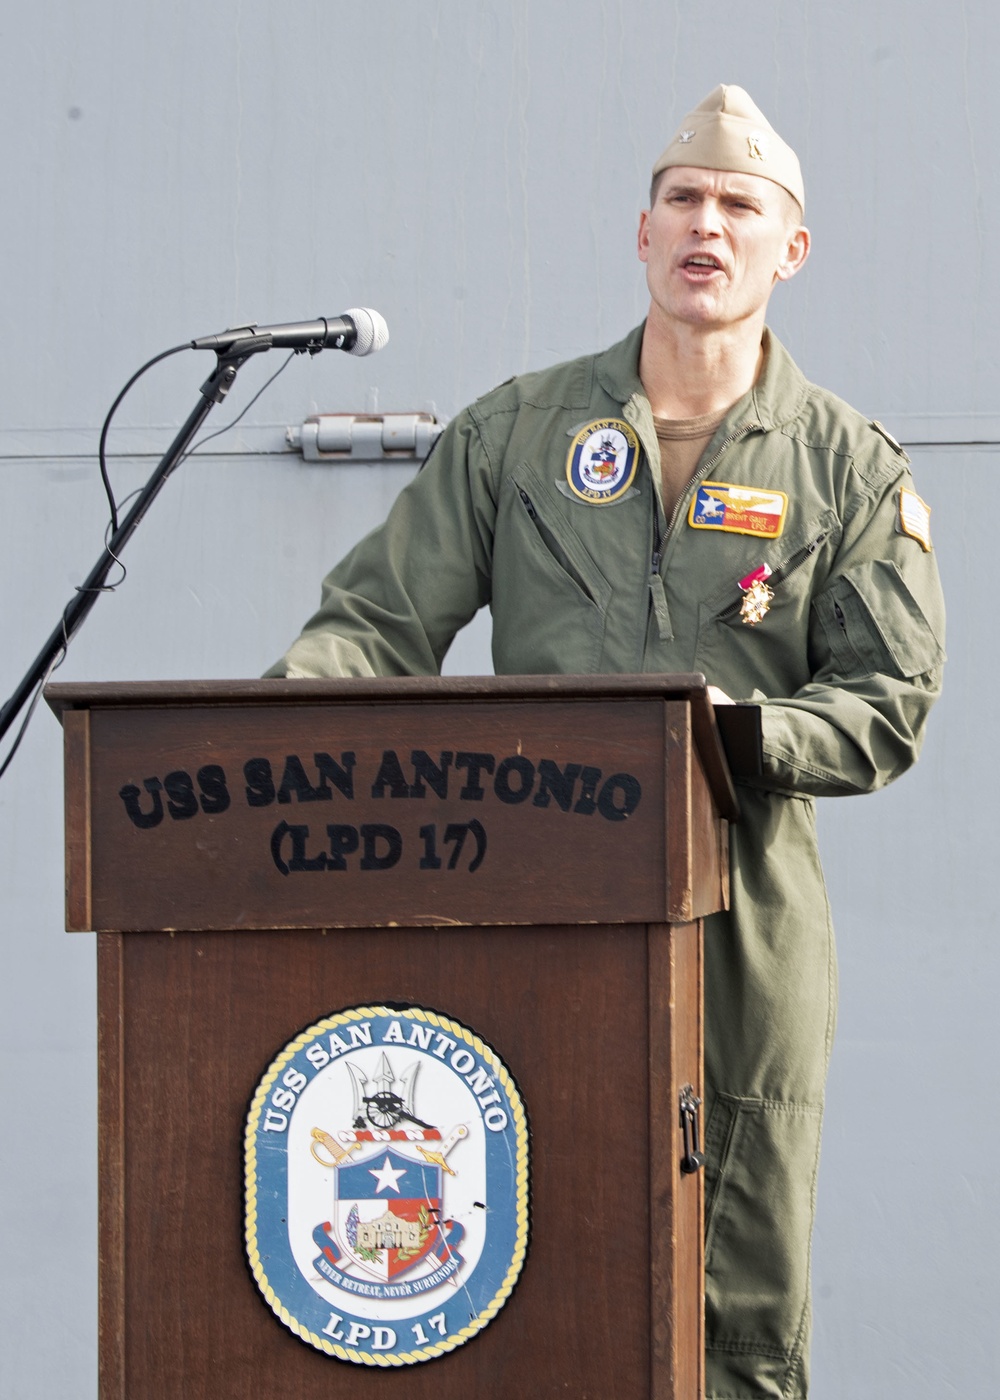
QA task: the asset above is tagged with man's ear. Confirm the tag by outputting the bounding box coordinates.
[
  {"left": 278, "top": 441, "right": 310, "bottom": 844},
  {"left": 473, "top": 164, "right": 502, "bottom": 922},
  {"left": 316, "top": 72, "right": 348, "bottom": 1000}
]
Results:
[
  {"left": 776, "top": 225, "right": 811, "bottom": 282},
  {"left": 637, "top": 209, "right": 651, "bottom": 264}
]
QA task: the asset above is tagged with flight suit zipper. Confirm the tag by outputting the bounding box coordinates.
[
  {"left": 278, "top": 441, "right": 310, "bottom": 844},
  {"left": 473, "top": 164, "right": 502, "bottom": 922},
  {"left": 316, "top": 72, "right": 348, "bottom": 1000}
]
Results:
[
  {"left": 648, "top": 486, "right": 670, "bottom": 639},
  {"left": 648, "top": 543, "right": 672, "bottom": 639},
  {"left": 646, "top": 421, "right": 762, "bottom": 643},
  {"left": 664, "top": 420, "right": 764, "bottom": 546}
]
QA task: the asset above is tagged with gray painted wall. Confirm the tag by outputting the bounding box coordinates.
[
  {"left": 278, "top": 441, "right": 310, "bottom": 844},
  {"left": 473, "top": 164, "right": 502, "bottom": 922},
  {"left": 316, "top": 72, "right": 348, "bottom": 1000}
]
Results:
[{"left": 0, "top": 3, "right": 995, "bottom": 1394}]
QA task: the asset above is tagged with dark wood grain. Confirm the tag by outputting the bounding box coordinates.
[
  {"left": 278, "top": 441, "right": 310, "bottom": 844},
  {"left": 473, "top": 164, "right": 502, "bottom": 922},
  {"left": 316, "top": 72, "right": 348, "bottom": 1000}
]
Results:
[
  {"left": 690, "top": 738, "right": 728, "bottom": 922},
  {"left": 647, "top": 922, "right": 704, "bottom": 1400},
  {"left": 118, "top": 925, "right": 652, "bottom": 1398},
  {"left": 671, "top": 922, "right": 705, "bottom": 1400},
  {"left": 63, "top": 708, "right": 91, "bottom": 932},
  {"left": 82, "top": 698, "right": 668, "bottom": 931},
  {"left": 97, "top": 934, "right": 125, "bottom": 1400},
  {"left": 48, "top": 680, "right": 732, "bottom": 1399},
  {"left": 46, "top": 673, "right": 740, "bottom": 821},
  {"left": 663, "top": 701, "right": 693, "bottom": 923}
]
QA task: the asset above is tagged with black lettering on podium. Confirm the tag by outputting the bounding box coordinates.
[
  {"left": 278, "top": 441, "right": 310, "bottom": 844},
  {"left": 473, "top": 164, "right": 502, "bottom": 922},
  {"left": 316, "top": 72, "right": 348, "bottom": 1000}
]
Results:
[
  {"left": 572, "top": 766, "right": 602, "bottom": 816},
  {"left": 278, "top": 754, "right": 327, "bottom": 803},
  {"left": 409, "top": 750, "right": 453, "bottom": 799},
  {"left": 532, "top": 760, "right": 582, "bottom": 812},
  {"left": 164, "top": 770, "right": 198, "bottom": 821},
  {"left": 244, "top": 757, "right": 276, "bottom": 807},
  {"left": 494, "top": 756, "right": 534, "bottom": 805},
  {"left": 597, "top": 773, "right": 642, "bottom": 821},
  {"left": 197, "top": 765, "right": 230, "bottom": 815},
  {"left": 454, "top": 752, "right": 495, "bottom": 801},
  {"left": 314, "top": 751, "right": 356, "bottom": 800},
  {"left": 360, "top": 824, "right": 403, "bottom": 870},
  {"left": 326, "top": 825, "right": 360, "bottom": 870},
  {"left": 371, "top": 751, "right": 409, "bottom": 799},
  {"left": 119, "top": 778, "right": 164, "bottom": 829}
]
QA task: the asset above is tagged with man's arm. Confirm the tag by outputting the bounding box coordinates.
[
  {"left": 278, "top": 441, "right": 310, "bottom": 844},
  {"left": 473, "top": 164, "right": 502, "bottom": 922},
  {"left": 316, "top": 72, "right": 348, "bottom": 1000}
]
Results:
[
  {"left": 266, "top": 411, "right": 498, "bottom": 679},
  {"left": 746, "top": 462, "right": 945, "bottom": 797}
]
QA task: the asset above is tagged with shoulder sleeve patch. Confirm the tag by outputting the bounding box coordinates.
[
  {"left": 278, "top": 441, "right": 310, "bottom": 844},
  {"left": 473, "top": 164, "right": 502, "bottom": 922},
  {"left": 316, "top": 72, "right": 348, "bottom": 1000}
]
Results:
[
  {"left": 870, "top": 419, "right": 910, "bottom": 461},
  {"left": 897, "top": 486, "right": 933, "bottom": 551}
]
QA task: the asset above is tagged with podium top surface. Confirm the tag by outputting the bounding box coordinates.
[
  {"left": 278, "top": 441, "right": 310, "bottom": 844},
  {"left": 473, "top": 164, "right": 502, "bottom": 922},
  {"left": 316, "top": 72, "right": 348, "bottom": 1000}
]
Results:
[{"left": 47, "top": 672, "right": 716, "bottom": 707}]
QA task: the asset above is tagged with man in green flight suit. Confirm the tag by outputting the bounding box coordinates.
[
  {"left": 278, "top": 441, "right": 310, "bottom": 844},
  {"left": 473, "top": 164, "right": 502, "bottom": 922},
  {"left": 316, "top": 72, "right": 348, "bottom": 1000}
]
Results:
[{"left": 269, "top": 85, "right": 945, "bottom": 1398}]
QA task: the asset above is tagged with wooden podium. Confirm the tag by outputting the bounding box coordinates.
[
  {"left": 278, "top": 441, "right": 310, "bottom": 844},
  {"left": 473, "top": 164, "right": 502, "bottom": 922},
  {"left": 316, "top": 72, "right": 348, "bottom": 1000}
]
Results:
[{"left": 47, "top": 675, "right": 738, "bottom": 1400}]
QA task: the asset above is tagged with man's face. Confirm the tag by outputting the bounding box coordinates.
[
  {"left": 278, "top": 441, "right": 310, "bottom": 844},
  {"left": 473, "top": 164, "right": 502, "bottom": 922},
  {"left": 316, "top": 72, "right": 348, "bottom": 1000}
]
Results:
[{"left": 637, "top": 166, "right": 809, "bottom": 334}]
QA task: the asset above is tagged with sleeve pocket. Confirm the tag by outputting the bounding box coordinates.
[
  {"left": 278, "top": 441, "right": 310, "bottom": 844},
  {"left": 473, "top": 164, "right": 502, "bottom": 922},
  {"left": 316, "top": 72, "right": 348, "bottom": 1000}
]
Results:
[{"left": 815, "top": 559, "right": 945, "bottom": 680}]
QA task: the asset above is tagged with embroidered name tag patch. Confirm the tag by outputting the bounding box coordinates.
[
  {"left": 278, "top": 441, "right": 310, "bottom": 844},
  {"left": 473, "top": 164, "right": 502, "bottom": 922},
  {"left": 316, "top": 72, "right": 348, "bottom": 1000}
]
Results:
[
  {"left": 565, "top": 418, "right": 640, "bottom": 504},
  {"left": 898, "top": 486, "right": 932, "bottom": 551},
  {"left": 689, "top": 481, "right": 788, "bottom": 538}
]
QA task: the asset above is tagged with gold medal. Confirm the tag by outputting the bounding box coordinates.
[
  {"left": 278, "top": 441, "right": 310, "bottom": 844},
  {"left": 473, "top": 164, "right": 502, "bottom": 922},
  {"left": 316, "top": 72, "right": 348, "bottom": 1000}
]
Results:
[
  {"left": 737, "top": 564, "right": 774, "bottom": 626},
  {"left": 739, "top": 577, "right": 774, "bottom": 625}
]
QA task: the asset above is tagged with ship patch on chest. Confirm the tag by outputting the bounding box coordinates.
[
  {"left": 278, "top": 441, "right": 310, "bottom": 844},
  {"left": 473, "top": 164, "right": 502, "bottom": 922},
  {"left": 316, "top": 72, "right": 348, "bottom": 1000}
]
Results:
[{"left": 565, "top": 419, "right": 640, "bottom": 504}]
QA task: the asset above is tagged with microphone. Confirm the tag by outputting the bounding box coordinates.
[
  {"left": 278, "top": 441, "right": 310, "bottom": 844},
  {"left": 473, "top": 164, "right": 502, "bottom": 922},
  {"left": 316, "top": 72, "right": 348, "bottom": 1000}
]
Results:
[{"left": 191, "top": 308, "right": 389, "bottom": 356}]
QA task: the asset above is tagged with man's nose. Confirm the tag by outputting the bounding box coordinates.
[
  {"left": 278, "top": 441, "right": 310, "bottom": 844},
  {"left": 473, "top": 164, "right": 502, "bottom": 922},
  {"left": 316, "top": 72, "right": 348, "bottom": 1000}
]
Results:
[{"left": 692, "top": 200, "right": 723, "bottom": 236}]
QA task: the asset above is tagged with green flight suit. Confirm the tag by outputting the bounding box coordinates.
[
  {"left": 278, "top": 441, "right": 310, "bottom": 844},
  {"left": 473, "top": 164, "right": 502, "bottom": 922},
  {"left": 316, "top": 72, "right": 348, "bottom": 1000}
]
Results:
[{"left": 269, "top": 324, "right": 945, "bottom": 1399}]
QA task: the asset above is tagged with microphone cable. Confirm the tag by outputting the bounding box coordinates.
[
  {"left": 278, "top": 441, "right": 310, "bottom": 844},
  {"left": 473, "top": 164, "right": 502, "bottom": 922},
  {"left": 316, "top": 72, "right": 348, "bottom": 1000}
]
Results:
[
  {"left": 0, "top": 343, "right": 295, "bottom": 783},
  {"left": 96, "top": 346, "right": 295, "bottom": 584}
]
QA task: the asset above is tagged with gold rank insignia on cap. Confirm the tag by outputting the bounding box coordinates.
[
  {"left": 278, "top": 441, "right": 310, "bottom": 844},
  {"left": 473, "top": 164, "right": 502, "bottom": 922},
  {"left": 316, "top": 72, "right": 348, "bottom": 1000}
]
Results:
[{"left": 898, "top": 486, "right": 933, "bottom": 551}]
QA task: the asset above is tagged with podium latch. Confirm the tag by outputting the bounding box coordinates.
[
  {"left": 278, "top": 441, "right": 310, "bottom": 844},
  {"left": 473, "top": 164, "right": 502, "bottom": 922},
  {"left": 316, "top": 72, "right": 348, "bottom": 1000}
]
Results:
[{"left": 679, "top": 1086, "right": 705, "bottom": 1174}]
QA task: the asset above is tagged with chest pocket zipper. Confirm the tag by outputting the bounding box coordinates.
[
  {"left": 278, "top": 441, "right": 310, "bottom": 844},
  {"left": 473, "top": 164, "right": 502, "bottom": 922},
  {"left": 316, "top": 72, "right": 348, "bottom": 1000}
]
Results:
[
  {"left": 515, "top": 484, "right": 605, "bottom": 606},
  {"left": 715, "top": 531, "right": 830, "bottom": 624}
]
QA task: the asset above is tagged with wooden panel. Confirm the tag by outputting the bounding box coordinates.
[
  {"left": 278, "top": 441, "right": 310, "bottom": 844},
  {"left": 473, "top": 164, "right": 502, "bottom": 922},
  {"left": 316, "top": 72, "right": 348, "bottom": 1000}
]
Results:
[
  {"left": 113, "top": 925, "right": 652, "bottom": 1399},
  {"left": 63, "top": 708, "right": 92, "bottom": 931},
  {"left": 671, "top": 922, "right": 705, "bottom": 1400},
  {"left": 663, "top": 706, "right": 726, "bottom": 924},
  {"left": 647, "top": 922, "right": 704, "bottom": 1400},
  {"left": 45, "top": 675, "right": 741, "bottom": 823},
  {"left": 663, "top": 702, "right": 692, "bottom": 923},
  {"left": 84, "top": 700, "right": 667, "bottom": 931},
  {"left": 98, "top": 934, "right": 126, "bottom": 1400},
  {"left": 50, "top": 681, "right": 731, "bottom": 1398},
  {"left": 689, "top": 741, "right": 727, "bottom": 921}
]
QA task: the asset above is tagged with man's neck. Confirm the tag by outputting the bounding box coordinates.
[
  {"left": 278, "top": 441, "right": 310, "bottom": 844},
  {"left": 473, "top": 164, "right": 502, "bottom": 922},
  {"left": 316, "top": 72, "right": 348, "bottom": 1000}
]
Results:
[{"left": 638, "top": 312, "right": 765, "bottom": 421}]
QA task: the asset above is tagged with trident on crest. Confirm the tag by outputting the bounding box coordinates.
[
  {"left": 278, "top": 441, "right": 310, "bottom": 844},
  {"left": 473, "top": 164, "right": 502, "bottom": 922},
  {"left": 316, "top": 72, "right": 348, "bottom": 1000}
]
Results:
[{"left": 347, "top": 1053, "right": 435, "bottom": 1131}]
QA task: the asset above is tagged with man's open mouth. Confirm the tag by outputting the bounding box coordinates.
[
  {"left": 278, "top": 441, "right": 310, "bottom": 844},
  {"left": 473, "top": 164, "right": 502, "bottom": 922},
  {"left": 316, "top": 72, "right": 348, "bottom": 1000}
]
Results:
[{"left": 683, "top": 254, "right": 723, "bottom": 272}]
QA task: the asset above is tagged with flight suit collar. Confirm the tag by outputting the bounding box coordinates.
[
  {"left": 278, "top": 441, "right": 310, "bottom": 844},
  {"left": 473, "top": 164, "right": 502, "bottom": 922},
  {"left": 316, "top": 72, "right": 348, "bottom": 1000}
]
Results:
[{"left": 594, "top": 322, "right": 811, "bottom": 434}]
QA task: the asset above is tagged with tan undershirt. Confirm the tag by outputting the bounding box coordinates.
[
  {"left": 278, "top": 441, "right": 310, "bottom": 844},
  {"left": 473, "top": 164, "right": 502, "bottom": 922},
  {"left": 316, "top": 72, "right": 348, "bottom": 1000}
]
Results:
[{"left": 653, "top": 407, "right": 728, "bottom": 523}]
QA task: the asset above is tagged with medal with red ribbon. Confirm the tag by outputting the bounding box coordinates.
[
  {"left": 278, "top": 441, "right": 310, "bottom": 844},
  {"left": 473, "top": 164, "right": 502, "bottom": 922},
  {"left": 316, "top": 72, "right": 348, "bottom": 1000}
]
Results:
[{"left": 738, "top": 564, "right": 774, "bottom": 626}]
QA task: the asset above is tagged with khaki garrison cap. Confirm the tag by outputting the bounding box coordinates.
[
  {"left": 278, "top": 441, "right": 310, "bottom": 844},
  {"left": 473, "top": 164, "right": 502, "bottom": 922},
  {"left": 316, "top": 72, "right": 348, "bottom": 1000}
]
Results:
[{"left": 652, "top": 84, "right": 805, "bottom": 213}]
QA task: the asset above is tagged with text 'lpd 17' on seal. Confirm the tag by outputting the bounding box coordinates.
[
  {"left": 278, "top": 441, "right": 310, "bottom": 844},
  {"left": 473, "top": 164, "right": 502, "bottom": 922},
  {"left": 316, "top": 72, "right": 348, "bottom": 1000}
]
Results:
[{"left": 244, "top": 1004, "right": 530, "bottom": 1366}]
